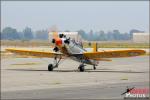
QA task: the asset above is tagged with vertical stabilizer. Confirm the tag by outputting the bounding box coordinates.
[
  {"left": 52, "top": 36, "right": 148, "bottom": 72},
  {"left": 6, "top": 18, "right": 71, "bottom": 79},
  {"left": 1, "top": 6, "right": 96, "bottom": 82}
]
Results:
[{"left": 93, "top": 42, "right": 98, "bottom": 52}]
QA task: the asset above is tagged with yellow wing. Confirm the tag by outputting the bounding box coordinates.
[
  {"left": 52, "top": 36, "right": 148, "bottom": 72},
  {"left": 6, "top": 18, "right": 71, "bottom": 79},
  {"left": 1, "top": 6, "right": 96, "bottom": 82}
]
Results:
[
  {"left": 83, "top": 49, "right": 146, "bottom": 59},
  {"left": 5, "top": 48, "right": 62, "bottom": 58}
]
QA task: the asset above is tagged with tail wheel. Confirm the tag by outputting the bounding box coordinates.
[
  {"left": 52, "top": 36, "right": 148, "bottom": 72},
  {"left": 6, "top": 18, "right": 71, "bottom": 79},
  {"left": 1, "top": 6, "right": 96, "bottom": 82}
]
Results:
[
  {"left": 48, "top": 64, "right": 53, "bottom": 71},
  {"left": 78, "top": 64, "right": 85, "bottom": 72},
  {"left": 93, "top": 65, "right": 96, "bottom": 70}
]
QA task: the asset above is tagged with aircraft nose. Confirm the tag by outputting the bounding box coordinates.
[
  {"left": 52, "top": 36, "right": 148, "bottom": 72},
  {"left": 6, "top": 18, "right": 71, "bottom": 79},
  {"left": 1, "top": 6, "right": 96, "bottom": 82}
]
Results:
[{"left": 55, "top": 38, "right": 62, "bottom": 46}]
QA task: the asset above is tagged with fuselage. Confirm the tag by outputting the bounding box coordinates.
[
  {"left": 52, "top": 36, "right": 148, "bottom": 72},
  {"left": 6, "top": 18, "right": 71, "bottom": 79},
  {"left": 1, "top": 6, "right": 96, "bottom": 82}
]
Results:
[{"left": 57, "top": 39, "right": 98, "bottom": 66}]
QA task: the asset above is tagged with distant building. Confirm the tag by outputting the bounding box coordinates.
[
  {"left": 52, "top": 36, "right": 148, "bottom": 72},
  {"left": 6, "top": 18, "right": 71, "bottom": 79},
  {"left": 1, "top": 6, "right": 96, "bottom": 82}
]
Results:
[
  {"left": 133, "top": 33, "right": 149, "bottom": 43},
  {"left": 49, "top": 32, "right": 83, "bottom": 42}
]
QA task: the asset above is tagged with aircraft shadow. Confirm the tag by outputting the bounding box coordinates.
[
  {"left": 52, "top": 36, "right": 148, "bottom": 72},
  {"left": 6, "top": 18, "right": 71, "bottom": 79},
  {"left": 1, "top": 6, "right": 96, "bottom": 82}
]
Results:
[{"left": 6, "top": 68, "right": 147, "bottom": 73}]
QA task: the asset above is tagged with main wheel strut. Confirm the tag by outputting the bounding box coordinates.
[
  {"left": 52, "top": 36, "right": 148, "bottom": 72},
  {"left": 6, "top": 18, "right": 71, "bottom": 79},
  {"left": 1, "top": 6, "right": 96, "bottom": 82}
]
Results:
[
  {"left": 78, "top": 64, "right": 85, "bottom": 72},
  {"left": 48, "top": 55, "right": 62, "bottom": 71}
]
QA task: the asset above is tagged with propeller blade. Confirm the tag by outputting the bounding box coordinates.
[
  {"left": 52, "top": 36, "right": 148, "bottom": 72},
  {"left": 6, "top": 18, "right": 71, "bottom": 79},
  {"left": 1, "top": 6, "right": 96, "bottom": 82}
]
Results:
[
  {"left": 53, "top": 46, "right": 59, "bottom": 52},
  {"left": 64, "top": 39, "right": 70, "bottom": 44},
  {"left": 52, "top": 39, "right": 55, "bottom": 43},
  {"left": 59, "top": 34, "right": 64, "bottom": 38}
]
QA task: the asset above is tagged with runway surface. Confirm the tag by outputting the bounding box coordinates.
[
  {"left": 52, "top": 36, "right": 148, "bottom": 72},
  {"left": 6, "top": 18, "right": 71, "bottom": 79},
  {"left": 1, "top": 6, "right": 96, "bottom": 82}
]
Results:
[
  {"left": 2, "top": 82, "right": 149, "bottom": 99},
  {"left": 1, "top": 52, "right": 149, "bottom": 99}
]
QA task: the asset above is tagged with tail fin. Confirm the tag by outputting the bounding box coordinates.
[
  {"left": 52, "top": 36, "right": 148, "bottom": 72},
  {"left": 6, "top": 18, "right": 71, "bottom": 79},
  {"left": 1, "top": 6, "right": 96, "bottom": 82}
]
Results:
[{"left": 93, "top": 42, "right": 98, "bottom": 52}]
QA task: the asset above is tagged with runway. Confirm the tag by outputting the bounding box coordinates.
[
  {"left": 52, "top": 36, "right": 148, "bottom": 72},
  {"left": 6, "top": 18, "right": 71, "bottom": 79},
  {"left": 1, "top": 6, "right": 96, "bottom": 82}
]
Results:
[
  {"left": 2, "top": 82, "right": 149, "bottom": 99},
  {"left": 1, "top": 53, "right": 149, "bottom": 99}
]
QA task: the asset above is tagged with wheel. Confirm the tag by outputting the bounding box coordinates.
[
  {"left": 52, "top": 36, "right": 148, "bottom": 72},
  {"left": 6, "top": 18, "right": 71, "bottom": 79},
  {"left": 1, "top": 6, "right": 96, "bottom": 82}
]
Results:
[
  {"left": 93, "top": 65, "right": 96, "bottom": 70},
  {"left": 78, "top": 64, "right": 84, "bottom": 72},
  {"left": 48, "top": 64, "right": 53, "bottom": 71}
]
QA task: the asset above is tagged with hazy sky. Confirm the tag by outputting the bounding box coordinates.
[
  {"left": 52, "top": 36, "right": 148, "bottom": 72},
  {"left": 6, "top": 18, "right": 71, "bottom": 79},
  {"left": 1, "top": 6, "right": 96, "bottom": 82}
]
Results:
[{"left": 1, "top": 1, "right": 149, "bottom": 33}]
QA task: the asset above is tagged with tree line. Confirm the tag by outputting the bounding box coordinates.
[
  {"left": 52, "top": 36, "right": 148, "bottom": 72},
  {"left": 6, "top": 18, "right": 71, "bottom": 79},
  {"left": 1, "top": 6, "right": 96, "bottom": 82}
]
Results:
[
  {"left": 78, "top": 29, "right": 144, "bottom": 41},
  {"left": 1, "top": 26, "right": 144, "bottom": 41},
  {"left": 1, "top": 27, "right": 48, "bottom": 40}
]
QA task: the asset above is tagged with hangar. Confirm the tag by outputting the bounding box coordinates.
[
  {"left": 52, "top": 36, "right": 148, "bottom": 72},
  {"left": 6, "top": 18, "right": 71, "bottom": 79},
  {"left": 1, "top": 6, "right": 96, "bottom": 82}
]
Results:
[{"left": 133, "top": 33, "right": 149, "bottom": 43}]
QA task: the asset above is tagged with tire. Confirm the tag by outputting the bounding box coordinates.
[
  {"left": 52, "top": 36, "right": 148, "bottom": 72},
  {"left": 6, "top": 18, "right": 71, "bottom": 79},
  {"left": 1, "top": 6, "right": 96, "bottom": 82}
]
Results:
[
  {"left": 79, "top": 65, "right": 84, "bottom": 72},
  {"left": 93, "top": 65, "right": 96, "bottom": 70},
  {"left": 48, "top": 64, "right": 53, "bottom": 71}
]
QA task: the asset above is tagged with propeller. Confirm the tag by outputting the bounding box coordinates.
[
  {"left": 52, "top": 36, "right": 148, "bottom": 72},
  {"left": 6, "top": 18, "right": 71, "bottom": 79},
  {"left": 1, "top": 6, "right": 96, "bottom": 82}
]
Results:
[
  {"left": 48, "top": 26, "right": 61, "bottom": 52},
  {"left": 53, "top": 46, "right": 59, "bottom": 52},
  {"left": 49, "top": 28, "right": 71, "bottom": 52},
  {"left": 52, "top": 39, "right": 55, "bottom": 43},
  {"left": 59, "top": 33, "right": 70, "bottom": 45},
  {"left": 59, "top": 34, "right": 64, "bottom": 38},
  {"left": 51, "top": 32, "right": 61, "bottom": 52},
  {"left": 64, "top": 37, "right": 70, "bottom": 44}
]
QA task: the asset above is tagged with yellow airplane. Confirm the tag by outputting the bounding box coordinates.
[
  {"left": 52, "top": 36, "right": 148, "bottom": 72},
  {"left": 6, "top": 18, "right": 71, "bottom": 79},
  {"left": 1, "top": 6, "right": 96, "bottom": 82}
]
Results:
[{"left": 6, "top": 32, "right": 146, "bottom": 72}]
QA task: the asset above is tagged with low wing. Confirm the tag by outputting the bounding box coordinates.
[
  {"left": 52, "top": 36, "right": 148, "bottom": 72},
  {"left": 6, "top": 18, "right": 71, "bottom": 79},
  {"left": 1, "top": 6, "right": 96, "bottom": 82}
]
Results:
[
  {"left": 5, "top": 48, "right": 62, "bottom": 58},
  {"left": 83, "top": 49, "right": 146, "bottom": 59},
  {"left": 92, "top": 58, "right": 112, "bottom": 61}
]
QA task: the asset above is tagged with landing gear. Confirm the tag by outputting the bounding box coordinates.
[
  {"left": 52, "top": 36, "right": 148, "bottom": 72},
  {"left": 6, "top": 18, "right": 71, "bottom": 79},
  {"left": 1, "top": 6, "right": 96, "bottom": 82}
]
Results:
[
  {"left": 93, "top": 65, "right": 96, "bottom": 70},
  {"left": 48, "top": 56, "right": 61, "bottom": 71},
  {"left": 78, "top": 64, "right": 85, "bottom": 72},
  {"left": 48, "top": 64, "right": 53, "bottom": 71}
]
